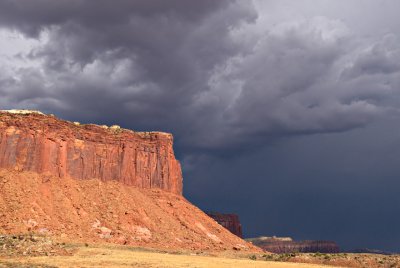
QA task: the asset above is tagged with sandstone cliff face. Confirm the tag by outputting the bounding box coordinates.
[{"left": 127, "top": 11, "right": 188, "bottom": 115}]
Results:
[
  {"left": 0, "top": 111, "right": 182, "bottom": 194},
  {"left": 206, "top": 212, "right": 243, "bottom": 238}
]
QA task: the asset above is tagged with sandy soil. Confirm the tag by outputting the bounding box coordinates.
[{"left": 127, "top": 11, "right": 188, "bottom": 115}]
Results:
[
  {"left": 1, "top": 235, "right": 398, "bottom": 267},
  {"left": 0, "top": 245, "right": 338, "bottom": 268}
]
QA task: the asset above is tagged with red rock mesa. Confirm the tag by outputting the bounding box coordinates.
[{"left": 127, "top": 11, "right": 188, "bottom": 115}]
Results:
[
  {"left": 0, "top": 110, "right": 262, "bottom": 252},
  {"left": 0, "top": 110, "right": 182, "bottom": 194}
]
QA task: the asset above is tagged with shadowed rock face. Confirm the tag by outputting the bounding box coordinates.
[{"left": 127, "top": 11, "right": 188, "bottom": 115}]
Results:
[
  {"left": 0, "top": 111, "right": 182, "bottom": 194},
  {"left": 247, "top": 237, "right": 340, "bottom": 253},
  {"left": 206, "top": 212, "right": 243, "bottom": 238}
]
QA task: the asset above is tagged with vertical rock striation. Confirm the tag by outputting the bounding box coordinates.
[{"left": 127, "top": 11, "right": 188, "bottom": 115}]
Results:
[{"left": 0, "top": 111, "right": 182, "bottom": 194}]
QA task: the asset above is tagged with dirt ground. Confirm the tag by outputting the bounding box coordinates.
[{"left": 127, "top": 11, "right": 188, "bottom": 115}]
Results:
[
  {"left": 0, "top": 245, "right": 337, "bottom": 268},
  {"left": 264, "top": 252, "right": 400, "bottom": 268},
  {"left": 1, "top": 236, "right": 399, "bottom": 268}
]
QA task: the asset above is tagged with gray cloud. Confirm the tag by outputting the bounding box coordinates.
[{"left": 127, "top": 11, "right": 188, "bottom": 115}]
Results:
[
  {"left": 0, "top": 0, "right": 233, "bottom": 37},
  {"left": 0, "top": 0, "right": 256, "bottom": 127}
]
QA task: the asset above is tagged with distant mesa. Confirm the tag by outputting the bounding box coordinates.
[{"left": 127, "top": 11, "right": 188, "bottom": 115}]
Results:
[
  {"left": 348, "top": 248, "right": 397, "bottom": 255},
  {"left": 247, "top": 236, "right": 293, "bottom": 242},
  {"left": 247, "top": 236, "right": 340, "bottom": 253},
  {"left": 206, "top": 212, "right": 243, "bottom": 238}
]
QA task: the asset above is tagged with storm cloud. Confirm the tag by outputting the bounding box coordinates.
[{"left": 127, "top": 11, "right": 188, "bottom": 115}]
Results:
[{"left": 1, "top": 0, "right": 400, "bottom": 251}]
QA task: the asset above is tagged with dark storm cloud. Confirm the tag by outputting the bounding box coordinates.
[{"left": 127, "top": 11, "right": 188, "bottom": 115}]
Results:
[
  {"left": 2, "top": 2, "right": 400, "bottom": 154},
  {"left": 0, "top": 0, "right": 232, "bottom": 37},
  {"left": 0, "top": 0, "right": 259, "bottom": 142}
]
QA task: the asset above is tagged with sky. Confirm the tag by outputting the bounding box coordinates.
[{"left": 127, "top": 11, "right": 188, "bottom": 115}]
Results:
[{"left": 0, "top": 0, "right": 400, "bottom": 251}]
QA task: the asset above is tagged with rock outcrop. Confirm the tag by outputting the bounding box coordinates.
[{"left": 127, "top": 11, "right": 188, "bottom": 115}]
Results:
[
  {"left": 247, "top": 236, "right": 340, "bottom": 253},
  {"left": 206, "top": 212, "right": 243, "bottom": 238},
  {"left": 0, "top": 111, "right": 182, "bottom": 194}
]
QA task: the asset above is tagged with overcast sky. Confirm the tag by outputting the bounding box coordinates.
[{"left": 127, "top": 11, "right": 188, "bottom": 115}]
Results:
[{"left": 1, "top": 0, "right": 400, "bottom": 251}]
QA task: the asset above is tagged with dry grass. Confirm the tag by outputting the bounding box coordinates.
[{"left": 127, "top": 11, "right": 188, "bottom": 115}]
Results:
[{"left": 0, "top": 245, "right": 338, "bottom": 268}]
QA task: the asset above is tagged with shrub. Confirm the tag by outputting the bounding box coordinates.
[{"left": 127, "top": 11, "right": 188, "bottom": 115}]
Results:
[{"left": 249, "top": 255, "right": 257, "bottom": 260}]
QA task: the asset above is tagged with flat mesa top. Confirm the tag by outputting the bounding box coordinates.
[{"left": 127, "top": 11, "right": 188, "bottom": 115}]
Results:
[
  {"left": 1, "top": 109, "right": 45, "bottom": 115},
  {"left": 0, "top": 109, "right": 173, "bottom": 141}
]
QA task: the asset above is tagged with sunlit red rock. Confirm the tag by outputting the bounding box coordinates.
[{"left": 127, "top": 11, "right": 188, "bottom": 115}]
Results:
[{"left": 0, "top": 111, "right": 182, "bottom": 194}]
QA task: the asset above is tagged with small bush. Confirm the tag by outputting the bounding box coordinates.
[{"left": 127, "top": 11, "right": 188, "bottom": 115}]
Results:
[
  {"left": 314, "top": 252, "right": 322, "bottom": 257},
  {"left": 249, "top": 255, "right": 257, "bottom": 260}
]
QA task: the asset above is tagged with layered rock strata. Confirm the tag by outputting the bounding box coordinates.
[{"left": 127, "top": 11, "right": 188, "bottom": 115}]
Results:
[
  {"left": 0, "top": 111, "right": 182, "bottom": 194},
  {"left": 247, "top": 237, "right": 340, "bottom": 253},
  {"left": 206, "top": 212, "right": 243, "bottom": 238}
]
